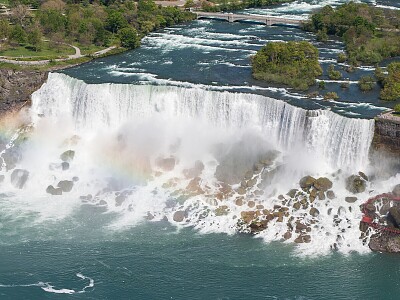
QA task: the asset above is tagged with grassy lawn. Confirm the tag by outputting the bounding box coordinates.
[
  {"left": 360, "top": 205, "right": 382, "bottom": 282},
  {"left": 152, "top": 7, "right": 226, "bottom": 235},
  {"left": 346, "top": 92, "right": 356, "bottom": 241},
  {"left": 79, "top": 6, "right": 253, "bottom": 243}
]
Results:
[
  {"left": 0, "top": 42, "right": 75, "bottom": 60},
  {"left": 77, "top": 44, "right": 105, "bottom": 56}
]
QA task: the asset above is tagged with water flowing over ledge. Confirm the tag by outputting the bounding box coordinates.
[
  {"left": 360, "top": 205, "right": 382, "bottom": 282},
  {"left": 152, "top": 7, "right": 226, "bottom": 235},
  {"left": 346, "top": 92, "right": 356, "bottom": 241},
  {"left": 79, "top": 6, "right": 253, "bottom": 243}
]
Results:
[{"left": 32, "top": 73, "right": 374, "bottom": 172}]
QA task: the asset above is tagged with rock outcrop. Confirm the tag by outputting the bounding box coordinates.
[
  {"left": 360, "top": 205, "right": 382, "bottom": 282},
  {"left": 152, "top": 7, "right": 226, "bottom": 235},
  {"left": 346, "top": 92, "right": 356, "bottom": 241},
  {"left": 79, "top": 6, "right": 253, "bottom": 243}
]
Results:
[
  {"left": 372, "top": 112, "right": 400, "bottom": 155},
  {"left": 0, "top": 69, "right": 48, "bottom": 116}
]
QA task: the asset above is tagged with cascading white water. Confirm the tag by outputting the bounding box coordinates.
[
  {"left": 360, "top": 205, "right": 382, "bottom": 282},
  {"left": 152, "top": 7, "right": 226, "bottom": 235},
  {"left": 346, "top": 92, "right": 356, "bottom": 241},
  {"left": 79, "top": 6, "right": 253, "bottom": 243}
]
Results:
[
  {"left": 1, "top": 72, "right": 389, "bottom": 256},
  {"left": 32, "top": 73, "right": 374, "bottom": 171}
]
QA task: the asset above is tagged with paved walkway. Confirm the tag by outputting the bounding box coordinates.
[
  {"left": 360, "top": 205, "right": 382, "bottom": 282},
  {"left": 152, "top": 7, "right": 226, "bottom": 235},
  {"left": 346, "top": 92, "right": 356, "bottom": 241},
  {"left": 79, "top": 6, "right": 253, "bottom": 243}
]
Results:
[{"left": 0, "top": 44, "right": 117, "bottom": 65}]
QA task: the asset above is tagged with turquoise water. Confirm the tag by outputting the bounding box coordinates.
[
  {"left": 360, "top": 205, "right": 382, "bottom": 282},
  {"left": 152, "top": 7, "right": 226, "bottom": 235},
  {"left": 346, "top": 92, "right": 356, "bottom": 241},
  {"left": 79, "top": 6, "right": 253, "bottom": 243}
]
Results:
[{"left": 1, "top": 222, "right": 400, "bottom": 299}]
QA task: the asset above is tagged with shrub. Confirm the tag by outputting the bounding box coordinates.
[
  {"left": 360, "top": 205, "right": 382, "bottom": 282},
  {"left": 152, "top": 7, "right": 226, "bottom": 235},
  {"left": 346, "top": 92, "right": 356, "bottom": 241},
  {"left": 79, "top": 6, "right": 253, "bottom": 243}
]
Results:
[
  {"left": 394, "top": 104, "right": 400, "bottom": 114},
  {"left": 337, "top": 53, "right": 347, "bottom": 63},
  {"left": 328, "top": 64, "right": 342, "bottom": 80},
  {"left": 324, "top": 92, "right": 339, "bottom": 100},
  {"left": 358, "top": 76, "right": 375, "bottom": 91}
]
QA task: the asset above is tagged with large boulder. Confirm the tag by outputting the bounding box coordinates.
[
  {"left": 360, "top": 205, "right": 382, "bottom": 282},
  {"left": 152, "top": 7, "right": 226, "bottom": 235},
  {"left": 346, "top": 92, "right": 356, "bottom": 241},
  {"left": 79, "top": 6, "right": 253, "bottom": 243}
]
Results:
[
  {"left": 369, "top": 234, "right": 400, "bottom": 253},
  {"left": 183, "top": 160, "right": 204, "bottom": 179},
  {"left": 60, "top": 150, "right": 75, "bottom": 162},
  {"left": 46, "top": 185, "right": 63, "bottom": 195},
  {"left": 10, "top": 169, "right": 29, "bottom": 189},
  {"left": 173, "top": 211, "right": 185, "bottom": 222},
  {"left": 299, "top": 176, "right": 316, "bottom": 189},
  {"left": 314, "top": 177, "right": 333, "bottom": 192},
  {"left": 57, "top": 180, "right": 74, "bottom": 192},
  {"left": 345, "top": 175, "right": 366, "bottom": 194},
  {"left": 393, "top": 184, "right": 400, "bottom": 197},
  {"left": 388, "top": 207, "right": 400, "bottom": 228}
]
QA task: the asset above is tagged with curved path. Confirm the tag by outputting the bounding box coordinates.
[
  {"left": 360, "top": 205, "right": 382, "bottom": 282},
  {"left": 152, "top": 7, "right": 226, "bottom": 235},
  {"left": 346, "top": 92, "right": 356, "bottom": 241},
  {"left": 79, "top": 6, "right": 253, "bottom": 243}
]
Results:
[{"left": 0, "top": 44, "right": 116, "bottom": 65}]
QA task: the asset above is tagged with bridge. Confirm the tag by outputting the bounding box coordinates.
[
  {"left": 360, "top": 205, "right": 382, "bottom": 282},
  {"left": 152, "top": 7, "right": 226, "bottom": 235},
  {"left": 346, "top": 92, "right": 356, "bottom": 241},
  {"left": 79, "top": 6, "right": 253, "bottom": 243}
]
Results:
[{"left": 195, "top": 12, "right": 303, "bottom": 26}]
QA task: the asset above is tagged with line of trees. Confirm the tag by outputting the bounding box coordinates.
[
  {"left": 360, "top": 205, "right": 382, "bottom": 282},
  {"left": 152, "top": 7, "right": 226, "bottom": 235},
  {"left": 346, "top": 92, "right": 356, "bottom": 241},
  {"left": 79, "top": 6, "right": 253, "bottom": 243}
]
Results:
[
  {"left": 304, "top": 2, "right": 400, "bottom": 65},
  {"left": 0, "top": 0, "right": 195, "bottom": 52}
]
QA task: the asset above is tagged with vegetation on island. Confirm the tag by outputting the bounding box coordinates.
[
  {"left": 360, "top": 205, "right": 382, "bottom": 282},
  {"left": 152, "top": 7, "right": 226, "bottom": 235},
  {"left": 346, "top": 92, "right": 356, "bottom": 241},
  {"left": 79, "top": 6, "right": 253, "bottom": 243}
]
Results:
[
  {"left": 379, "top": 62, "right": 400, "bottom": 101},
  {"left": 358, "top": 75, "right": 375, "bottom": 91},
  {"left": 251, "top": 41, "right": 322, "bottom": 90},
  {"left": 304, "top": 2, "right": 400, "bottom": 65},
  {"left": 0, "top": 0, "right": 195, "bottom": 62}
]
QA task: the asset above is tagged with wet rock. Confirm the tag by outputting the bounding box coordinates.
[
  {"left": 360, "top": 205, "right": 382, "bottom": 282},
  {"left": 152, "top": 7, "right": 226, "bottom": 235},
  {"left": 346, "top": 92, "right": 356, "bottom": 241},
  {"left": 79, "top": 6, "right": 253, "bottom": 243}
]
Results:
[
  {"left": 0, "top": 175, "right": 4, "bottom": 183},
  {"left": 57, "top": 180, "right": 74, "bottom": 192},
  {"left": 254, "top": 190, "right": 264, "bottom": 196},
  {"left": 60, "top": 150, "right": 75, "bottom": 162},
  {"left": 388, "top": 207, "right": 400, "bottom": 228},
  {"left": 62, "top": 162, "right": 69, "bottom": 170},
  {"left": 173, "top": 211, "right": 185, "bottom": 222},
  {"left": 11, "top": 169, "right": 29, "bottom": 189},
  {"left": 72, "top": 176, "right": 79, "bottom": 182},
  {"left": 369, "top": 234, "right": 400, "bottom": 253},
  {"left": 393, "top": 184, "right": 400, "bottom": 197},
  {"left": 235, "top": 198, "right": 244, "bottom": 206},
  {"left": 287, "top": 189, "right": 297, "bottom": 198},
  {"left": 46, "top": 185, "right": 62, "bottom": 195},
  {"left": 294, "top": 234, "right": 311, "bottom": 243},
  {"left": 358, "top": 171, "right": 368, "bottom": 181},
  {"left": 345, "top": 175, "right": 366, "bottom": 194},
  {"left": 318, "top": 191, "right": 325, "bottom": 200},
  {"left": 241, "top": 211, "right": 257, "bottom": 223},
  {"left": 156, "top": 157, "right": 176, "bottom": 172},
  {"left": 80, "top": 194, "right": 93, "bottom": 201},
  {"left": 237, "top": 187, "right": 246, "bottom": 195},
  {"left": 326, "top": 190, "right": 336, "bottom": 199},
  {"left": 248, "top": 200, "right": 255, "bottom": 208},
  {"left": 183, "top": 160, "right": 204, "bottom": 179},
  {"left": 244, "top": 170, "right": 253, "bottom": 180},
  {"left": 299, "top": 176, "right": 316, "bottom": 189},
  {"left": 309, "top": 207, "right": 320, "bottom": 217},
  {"left": 249, "top": 220, "right": 269, "bottom": 233},
  {"left": 296, "top": 222, "right": 308, "bottom": 231},
  {"left": 314, "top": 177, "right": 333, "bottom": 192},
  {"left": 215, "top": 205, "right": 229, "bottom": 216},
  {"left": 115, "top": 194, "right": 126, "bottom": 206},
  {"left": 293, "top": 202, "right": 301, "bottom": 210},
  {"left": 256, "top": 204, "right": 264, "bottom": 210},
  {"left": 186, "top": 177, "right": 203, "bottom": 194},
  {"left": 253, "top": 163, "right": 264, "bottom": 173},
  {"left": 247, "top": 178, "right": 257, "bottom": 188},
  {"left": 345, "top": 196, "right": 357, "bottom": 203},
  {"left": 283, "top": 232, "right": 292, "bottom": 240}
]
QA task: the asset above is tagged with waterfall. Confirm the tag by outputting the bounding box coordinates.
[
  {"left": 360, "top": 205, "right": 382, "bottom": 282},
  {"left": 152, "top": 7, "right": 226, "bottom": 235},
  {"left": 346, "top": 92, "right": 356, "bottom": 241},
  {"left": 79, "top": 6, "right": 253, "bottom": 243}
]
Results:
[{"left": 32, "top": 73, "right": 374, "bottom": 171}]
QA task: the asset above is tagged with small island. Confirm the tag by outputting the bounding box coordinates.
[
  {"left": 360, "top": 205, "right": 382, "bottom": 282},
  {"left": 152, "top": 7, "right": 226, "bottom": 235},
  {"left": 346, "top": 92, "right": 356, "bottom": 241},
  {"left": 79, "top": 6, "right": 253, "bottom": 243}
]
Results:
[{"left": 251, "top": 41, "right": 322, "bottom": 90}]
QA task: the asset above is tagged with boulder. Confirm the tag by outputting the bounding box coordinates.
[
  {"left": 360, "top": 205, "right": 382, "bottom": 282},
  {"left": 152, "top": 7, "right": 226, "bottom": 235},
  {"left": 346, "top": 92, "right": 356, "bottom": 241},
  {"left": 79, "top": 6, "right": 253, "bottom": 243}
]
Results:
[
  {"left": 60, "top": 150, "right": 75, "bottom": 162},
  {"left": 393, "top": 184, "right": 400, "bottom": 197},
  {"left": 57, "top": 180, "right": 74, "bottom": 192},
  {"left": 318, "top": 191, "right": 326, "bottom": 200},
  {"left": 358, "top": 171, "right": 368, "bottom": 181},
  {"left": 173, "top": 211, "right": 185, "bottom": 222},
  {"left": 283, "top": 232, "right": 292, "bottom": 240},
  {"left": 287, "top": 189, "right": 297, "bottom": 198},
  {"left": 326, "top": 190, "right": 336, "bottom": 199},
  {"left": 388, "top": 207, "right": 400, "bottom": 228},
  {"left": 369, "top": 234, "right": 400, "bottom": 253},
  {"left": 247, "top": 178, "right": 257, "bottom": 188},
  {"left": 46, "top": 185, "right": 62, "bottom": 195},
  {"left": 62, "top": 162, "right": 69, "bottom": 171},
  {"left": 299, "top": 176, "right": 316, "bottom": 189},
  {"left": 345, "top": 197, "right": 357, "bottom": 203},
  {"left": 309, "top": 207, "right": 320, "bottom": 217},
  {"left": 115, "top": 194, "right": 126, "bottom": 206},
  {"left": 10, "top": 169, "right": 29, "bottom": 189},
  {"left": 314, "top": 177, "right": 333, "bottom": 192},
  {"left": 0, "top": 174, "right": 4, "bottom": 183},
  {"left": 345, "top": 175, "right": 366, "bottom": 194}
]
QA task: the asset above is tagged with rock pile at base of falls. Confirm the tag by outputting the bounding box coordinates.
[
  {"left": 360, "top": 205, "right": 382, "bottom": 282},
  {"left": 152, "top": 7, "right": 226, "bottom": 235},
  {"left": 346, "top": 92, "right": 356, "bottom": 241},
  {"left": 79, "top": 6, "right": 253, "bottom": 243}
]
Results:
[{"left": 364, "top": 184, "right": 400, "bottom": 253}]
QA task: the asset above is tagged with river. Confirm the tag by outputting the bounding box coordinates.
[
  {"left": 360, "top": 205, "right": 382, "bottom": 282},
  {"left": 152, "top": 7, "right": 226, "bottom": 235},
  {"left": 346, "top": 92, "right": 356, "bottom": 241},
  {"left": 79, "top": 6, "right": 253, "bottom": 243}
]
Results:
[{"left": 1, "top": 0, "right": 400, "bottom": 299}]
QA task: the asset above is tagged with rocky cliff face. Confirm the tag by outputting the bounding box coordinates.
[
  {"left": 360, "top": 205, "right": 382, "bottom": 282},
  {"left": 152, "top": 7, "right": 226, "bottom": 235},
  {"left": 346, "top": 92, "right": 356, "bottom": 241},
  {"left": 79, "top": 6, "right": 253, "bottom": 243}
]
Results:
[
  {"left": 372, "top": 113, "right": 400, "bottom": 154},
  {"left": 0, "top": 69, "right": 48, "bottom": 116}
]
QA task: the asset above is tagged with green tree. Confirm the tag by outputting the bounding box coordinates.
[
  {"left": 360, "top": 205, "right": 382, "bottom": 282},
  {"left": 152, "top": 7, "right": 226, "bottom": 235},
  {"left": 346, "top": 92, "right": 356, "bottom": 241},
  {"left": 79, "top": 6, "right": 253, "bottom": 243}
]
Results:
[
  {"left": 10, "top": 25, "right": 27, "bottom": 44},
  {"left": 380, "top": 62, "right": 400, "bottom": 101},
  {"left": 106, "top": 11, "right": 128, "bottom": 33},
  {"left": 394, "top": 104, "right": 400, "bottom": 114},
  {"left": 27, "top": 27, "right": 42, "bottom": 51},
  {"left": 118, "top": 27, "right": 140, "bottom": 49},
  {"left": 358, "top": 76, "right": 375, "bottom": 91},
  {"left": 0, "top": 19, "right": 11, "bottom": 40}
]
